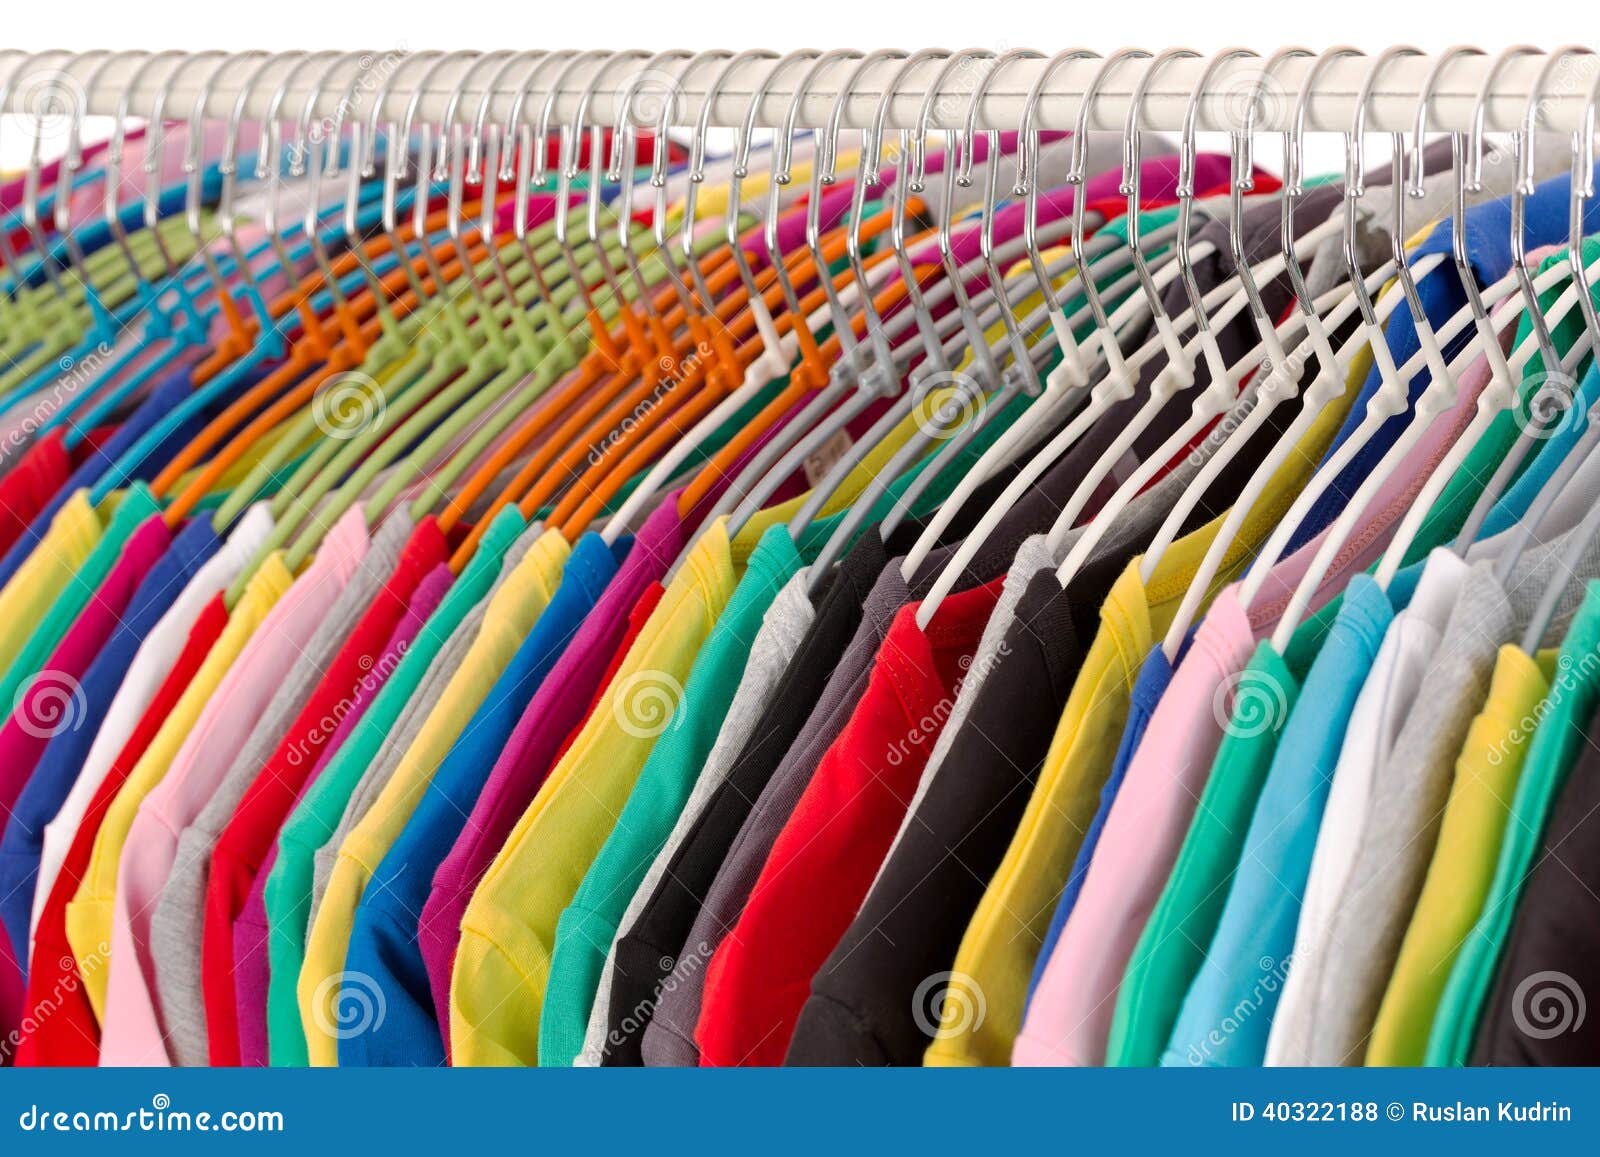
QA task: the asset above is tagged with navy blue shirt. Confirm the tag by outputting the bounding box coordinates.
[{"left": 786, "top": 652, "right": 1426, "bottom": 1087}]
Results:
[
  {"left": 1290, "top": 165, "right": 1600, "bottom": 553},
  {"left": 1025, "top": 643, "right": 1174, "bottom": 1009}
]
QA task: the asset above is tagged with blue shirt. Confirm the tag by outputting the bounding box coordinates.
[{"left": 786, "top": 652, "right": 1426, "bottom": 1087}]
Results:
[
  {"left": 1025, "top": 643, "right": 1174, "bottom": 1009},
  {"left": 1291, "top": 166, "right": 1600, "bottom": 554},
  {"left": 1482, "top": 362, "right": 1600, "bottom": 539},
  {"left": 1161, "top": 576, "right": 1395, "bottom": 1067},
  {"left": 0, "top": 517, "right": 221, "bottom": 973},
  {"left": 0, "top": 363, "right": 260, "bottom": 589},
  {"left": 337, "top": 531, "right": 627, "bottom": 1067}
]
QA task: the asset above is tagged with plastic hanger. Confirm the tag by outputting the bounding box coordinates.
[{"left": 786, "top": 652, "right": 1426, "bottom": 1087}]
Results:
[
  {"left": 269, "top": 50, "right": 546, "bottom": 571},
  {"left": 916, "top": 48, "right": 1167, "bottom": 627},
  {"left": 544, "top": 49, "right": 786, "bottom": 536},
  {"left": 1150, "top": 47, "right": 1366, "bottom": 653},
  {"left": 726, "top": 48, "right": 925, "bottom": 544},
  {"left": 440, "top": 49, "right": 753, "bottom": 558},
  {"left": 1494, "top": 60, "right": 1600, "bottom": 576},
  {"left": 202, "top": 51, "right": 473, "bottom": 533},
  {"left": 1268, "top": 46, "right": 1482, "bottom": 648},
  {"left": 892, "top": 49, "right": 1104, "bottom": 579},
  {"left": 215, "top": 52, "right": 508, "bottom": 587},
  {"left": 875, "top": 51, "right": 1054, "bottom": 542},
  {"left": 593, "top": 48, "right": 822, "bottom": 542},
  {"left": 1446, "top": 46, "right": 1600, "bottom": 553},
  {"left": 151, "top": 49, "right": 419, "bottom": 528},
  {"left": 148, "top": 50, "right": 382, "bottom": 520},
  {"left": 690, "top": 47, "right": 920, "bottom": 536},
  {"left": 776, "top": 47, "right": 996, "bottom": 547},
  {"left": 770, "top": 47, "right": 1058, "bottom": 553},
  {"left": 379, "top": 51, "right": 651, "bottom": 532},
  {"left": 0, "top": 51, "right": 188, "bottom": 393},
  {"left": 1053, "top": 48, "right": 1264, "bottom": 589},
  {"left": 1044, "top": 48, "right": 1223, "bottom": 581},
  {"left": 800, "top": 48, "right": 1048, "bottom": 592}
]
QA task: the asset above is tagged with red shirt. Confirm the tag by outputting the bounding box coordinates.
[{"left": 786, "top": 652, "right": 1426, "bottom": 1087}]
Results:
[
  {"left": 14, "top": 595, "right": 228, "bottom": 1067},
  {"left": 201, "top": 518, "right": 452, "bottom": 1066},
  {"left": 694, "top": 578, "right": 1003, "bottom": 1067}
]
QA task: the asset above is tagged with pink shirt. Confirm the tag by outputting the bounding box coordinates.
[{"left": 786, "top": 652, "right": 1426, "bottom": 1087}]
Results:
[
  {"left": 97, "top": 509, "right": 369, "bottom": 1065},
  {"left": 1013, "top": 341, "right": 1504, "bottom": 1067}
]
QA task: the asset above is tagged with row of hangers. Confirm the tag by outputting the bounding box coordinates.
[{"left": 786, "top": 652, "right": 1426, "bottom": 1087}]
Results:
[{"left": 2, "top": 45, "right": 1599, "bottom": 669}]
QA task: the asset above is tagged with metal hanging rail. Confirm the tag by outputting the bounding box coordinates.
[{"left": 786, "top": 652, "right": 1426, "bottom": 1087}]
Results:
[{"left": 0, "top": 48, "right": 1595, "bottom": 137}]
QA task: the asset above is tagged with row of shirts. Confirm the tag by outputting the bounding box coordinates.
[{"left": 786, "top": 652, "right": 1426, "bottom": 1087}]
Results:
[{"left": 0, "top": 164, "right": 1598, "bottom": 1067}]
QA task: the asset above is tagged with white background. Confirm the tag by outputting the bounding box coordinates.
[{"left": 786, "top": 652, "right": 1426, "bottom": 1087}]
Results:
[{"left": 0, "top": 1, "right": 1586, "bottom": 177}]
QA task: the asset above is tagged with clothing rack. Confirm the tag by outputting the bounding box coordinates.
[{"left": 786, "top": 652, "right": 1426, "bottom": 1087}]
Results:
[{"left": 0, "top": 49, "right": 1595, "bottom": 136}]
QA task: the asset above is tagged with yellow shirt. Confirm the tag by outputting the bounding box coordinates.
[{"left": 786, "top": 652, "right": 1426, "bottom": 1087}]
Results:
[
  {"left": 924, "top": 353, "right": 1366, "bottom": 1067},
  {"left": 0, "top": 490, "right": 109, "bottom": 675},
  {"left": 448, "top": 397, "right": 943, "bottom": 1065},
  {"left": 297, "top": 529, "right": 571, "bottom": 1064},
  {"left": 1365, "top": 644, "right": 1556, "bottom": 1066},
  {"left": 65, "top": 557, "right": 293, "bottom": 1019}
]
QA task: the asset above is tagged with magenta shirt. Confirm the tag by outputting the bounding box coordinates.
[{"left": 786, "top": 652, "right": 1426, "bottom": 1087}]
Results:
[{"left": 416, "top": 496, "right": 688, "bottom": 1049}]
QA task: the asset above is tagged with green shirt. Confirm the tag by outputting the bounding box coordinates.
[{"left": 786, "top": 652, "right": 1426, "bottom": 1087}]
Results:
[
  {"left": 0, "top": 482, "right": 162, "bottom": 714},
  {"left": 1425, "top": 580, "right": 1600, "bottom": 1065},
  {"left": 534, "top": 388, "right": 1030, "bottom": 1065},
  {"left": 262, "top": 504, "right": 527, "bottom": 1066},
  {"left": 1106, "top": 636, "right": 1312, "bottom": 1065}
]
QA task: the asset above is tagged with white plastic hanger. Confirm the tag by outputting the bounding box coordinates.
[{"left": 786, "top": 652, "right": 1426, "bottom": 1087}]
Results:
[
  {"left": 1446, "top": 45, "right": 1600, "bottom": 552},
  {"left": 1376, "top": 47, "right": 1600, "bottom": 589},
  {"left": 783, "top": 48, "right": 1016, "bottom": 542},
  {"left": 1052, "top": 48, "right": 1256, "bottom": 588},
  {"left": 1269, "top": 47, "right": 1501, "bottom": 648},
  {"left": 600, "top": 49, "right": 817, "bottom": 543},
  {"left": 799, "top": 49, "right": 1048, "bottom": 591},
  {"left": 915, "top": 48, "right": 1171, "bottom": 627}
]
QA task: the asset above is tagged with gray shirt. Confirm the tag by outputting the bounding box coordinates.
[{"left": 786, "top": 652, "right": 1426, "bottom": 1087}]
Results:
[
  {"left": 1289, "top": 524, "right": 1600, "bottom": 1066},
  {"left": 150, "top": 511, "right": 413, "bottom": 1065}
]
